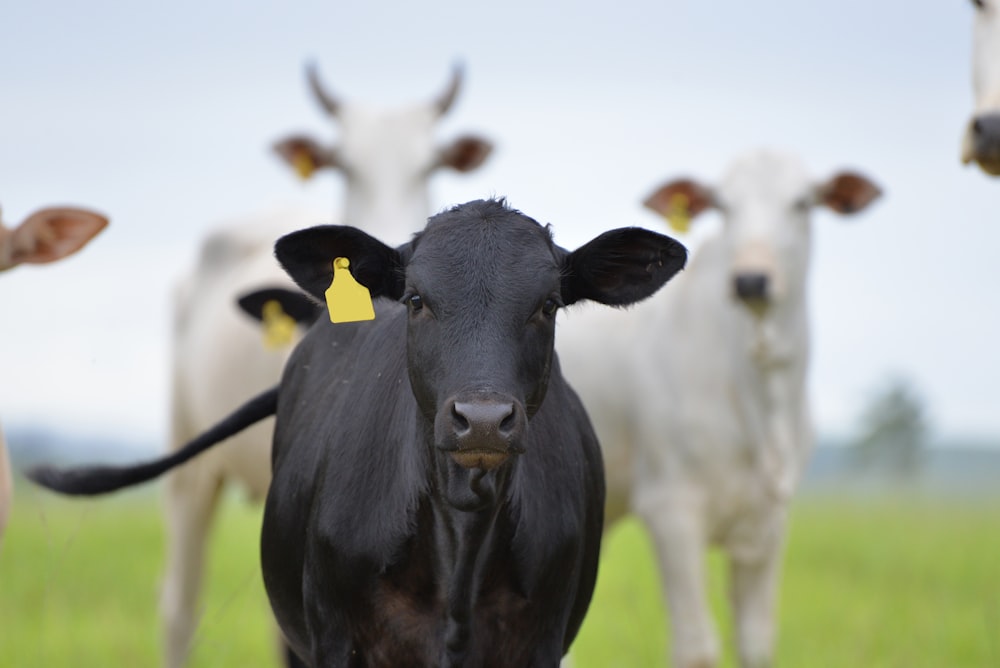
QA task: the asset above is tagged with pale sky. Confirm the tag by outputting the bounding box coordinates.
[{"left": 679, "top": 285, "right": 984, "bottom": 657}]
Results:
[{"left": 0, "top": 0, "right": 996, "bottom": 448}]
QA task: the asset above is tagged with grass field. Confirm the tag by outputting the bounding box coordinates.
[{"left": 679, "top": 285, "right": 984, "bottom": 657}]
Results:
[{"left": 2, "top": 485, "right": 998, "bottom": 667}]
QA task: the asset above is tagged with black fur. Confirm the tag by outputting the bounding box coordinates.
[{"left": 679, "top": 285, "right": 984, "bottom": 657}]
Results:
[
  {"left": 27, "top": 199, "right": 687, "bottom": 667},
  {"left": 237, "top": 287, "right": 322, "bottom": 326},
  {"left": 265, "top": 199, "right": 685, "bottom": 666}
]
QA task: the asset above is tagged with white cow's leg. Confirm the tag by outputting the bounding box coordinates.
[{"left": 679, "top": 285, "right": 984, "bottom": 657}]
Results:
[
  {"left": 639, "top": 500, "right": 719, "bottom": 668},
  {"left": 728, "top": 517, "right": 786, "bottom": 668},
  {"left": 161, "top": 466, "right": 223, "bottom": 668}
]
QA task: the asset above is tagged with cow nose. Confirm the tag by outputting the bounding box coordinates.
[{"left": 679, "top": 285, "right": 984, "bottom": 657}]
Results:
[
  {"left": 972, "top": 113, "right": 1000, "bottom": 141},
  {"left": 733, "top": 272, "right": 770, "bottom": 303},
  {"left": 452, "top": 400, "right": 518, "bottom": 441},
  {"left": 446, "top": 398, "right": 524, "bottom": 470}
]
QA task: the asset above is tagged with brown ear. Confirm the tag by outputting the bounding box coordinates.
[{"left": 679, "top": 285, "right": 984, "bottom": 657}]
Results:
[
  {"left": 272, "top": 135, "right": 339, "bottom": 179},
  {"left": 438, "top": 135, "right": 493, "bottom": 172},
  {"left": 642, "top": 179, "right": 715, "bottom": 219},
  {"left": 10, "top": 207, "right": 108, "bottom": 266},
  {"left": 817, "top": 171, "right": 882, "bottom": 215}
]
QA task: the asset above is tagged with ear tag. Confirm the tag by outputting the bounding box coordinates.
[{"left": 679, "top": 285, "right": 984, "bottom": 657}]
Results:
[
  {"left": 666, "top": 193, "right": 691, "bottom": 234},
  {"left": 325, "top": 258, "right": 375, "bottom": 324},
  {"left": 261, "top": 300, "right": 297, "bottom": 350},
  {"left": 292, "top": 151, "right": 315, "bottom": 181}
]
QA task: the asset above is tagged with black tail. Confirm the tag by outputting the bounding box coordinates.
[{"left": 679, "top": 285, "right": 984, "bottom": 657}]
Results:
[{"left": 27, "top": 387, "right": 279, "bottom": 496}]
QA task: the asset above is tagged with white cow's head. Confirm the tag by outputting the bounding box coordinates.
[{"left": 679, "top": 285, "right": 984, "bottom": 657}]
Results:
[
  {"left": 0, "top": 206, "right": 108, "bottom": 273},
  {"left": 273, "top": 64, "right": 494, "bottom": 240},
  {"left": 643, "top": 150, "right": 881, "bottom": 317},
  {"left": 963, "top": 0, "right": 1000, "bottom": 175}
]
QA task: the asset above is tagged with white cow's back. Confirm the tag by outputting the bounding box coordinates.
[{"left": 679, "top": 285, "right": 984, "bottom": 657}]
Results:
[{"left": 170, "top": 208, "right": 323, "bottom": 499}]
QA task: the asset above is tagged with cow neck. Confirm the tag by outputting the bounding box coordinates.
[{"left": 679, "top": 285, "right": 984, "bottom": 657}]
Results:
[
  {"left": 422, "top": 422, "right": 516, "bottom": 667},
  {"left": 343, "top": 189, "right": 430, "bottom": 248},
  {"left": 428, "top": 498, "right": 505, "bottom": 667},
  {"left": 736, "top": 303, "right": 810, "bottom": 502}
]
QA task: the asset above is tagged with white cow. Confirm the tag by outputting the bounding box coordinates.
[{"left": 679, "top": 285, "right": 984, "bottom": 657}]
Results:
[
  {"left": 164, "top": 64, "right": 493, "bottom": 668},
  {"left": 557, "top": 150, "right": 881, "bottom": 668},
  {"left": 963, "top": 0, "right": 1000, "bottom": 175},
  {"left": 0, "top": 205, "right": 108, "bottom": 547}
]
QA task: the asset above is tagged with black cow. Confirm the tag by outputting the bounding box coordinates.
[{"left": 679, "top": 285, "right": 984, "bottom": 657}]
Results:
[{"left": 30, "top": 199, "right": 686, "bottom": 667}]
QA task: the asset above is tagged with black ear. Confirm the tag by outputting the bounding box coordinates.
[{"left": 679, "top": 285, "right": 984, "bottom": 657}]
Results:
[
  {"left": 562, "top": 228, "right": 687, "bottom": 306},
  {"left": 275, "top": 225, "right": 407, "bottom": 302},
  {"left": 237, "top": 286, "right": 322, "bottom": 325}
]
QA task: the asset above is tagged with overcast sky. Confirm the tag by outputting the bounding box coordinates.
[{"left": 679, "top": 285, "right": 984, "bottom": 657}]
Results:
[{"left": 0, "top": 0, "right": 996, "bottom": 449}]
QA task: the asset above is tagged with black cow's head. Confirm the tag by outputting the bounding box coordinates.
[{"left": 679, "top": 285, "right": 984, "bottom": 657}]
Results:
[{"left": 276, "top": 199, "right": 686, "bottom": 509}]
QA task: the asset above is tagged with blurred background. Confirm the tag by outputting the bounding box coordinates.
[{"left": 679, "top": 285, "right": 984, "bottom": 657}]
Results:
[
  {"left": 1, "top": 0, "right": 997, "bottom": 448},
  {"left": 1, "top": 0, "right": 997, "bottom": 666}
]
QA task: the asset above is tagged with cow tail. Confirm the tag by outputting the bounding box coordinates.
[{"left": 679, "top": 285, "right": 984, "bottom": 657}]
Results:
[{"left": 27, "top": 387, "right": 279, "bottom": 496}]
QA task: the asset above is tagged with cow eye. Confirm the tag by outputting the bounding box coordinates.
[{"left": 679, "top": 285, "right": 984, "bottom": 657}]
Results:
[
  {"left": 407, "top": 294, "right": 423, "bottom": 313},
  {"left": 541, "top": 298, "right": 561, "bottom": 317},
  {"left": 972, "top": 0, "right": 985, "bottom": 9}
]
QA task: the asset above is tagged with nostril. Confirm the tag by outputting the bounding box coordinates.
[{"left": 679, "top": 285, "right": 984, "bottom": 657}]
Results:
[
  {"left": 973, "top": 118, "right": 984, "bottom": 136},
  {"left": 498, "top": 406, "right": 518, "bottom": 436},
  {"left": 451, "top": 403, "right": 470, "bottom": 435},
  {"left": 452, "top": 400, "right": 520, "bottom": 442}
]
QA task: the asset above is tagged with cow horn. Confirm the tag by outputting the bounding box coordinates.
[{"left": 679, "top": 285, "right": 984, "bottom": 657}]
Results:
[
  {"left": 435, "top": 63, "right": 464, "bottom": 117},
  {"left": 306, "top": 61, "right": 341, "bottom": 117}
]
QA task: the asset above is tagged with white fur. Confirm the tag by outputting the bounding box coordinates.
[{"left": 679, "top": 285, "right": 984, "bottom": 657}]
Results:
[
  {"left": 973, "top": 1, "right": 1000, "bottom": 115},
  {"left": 962, "top": 0, "right": 1000, "bottom": 169},
  {"left": 163, "top": 77, "right": 490, "bottom": 667},
  {"left": 0, "top": 424, "right": 10, "bottom": 549},
  {"left": 557, "top": 150, "right": 877, "bottom": 668}
]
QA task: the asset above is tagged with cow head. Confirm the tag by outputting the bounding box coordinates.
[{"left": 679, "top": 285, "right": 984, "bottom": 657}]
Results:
[
  {"left": 273, "top": 64, "right": 494, "bottom": 239},
  {"left": 276, "top": 198, "right": 686, "bottom": 509},
  {"left": 644, "top": 150, "right": 880, "bottom": 318},
  {"left": 964, "top": 0, "right": 1000, "bottom": 175},
  {"left": 0, "top": 206, "right": 108, "bottom": 272}
]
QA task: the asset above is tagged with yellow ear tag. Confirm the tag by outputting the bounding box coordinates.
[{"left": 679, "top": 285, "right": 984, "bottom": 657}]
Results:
[
  {"left": 292, "top": 151, "right": 315, "bottom": 181},
  {"left": 261, "top": 299, "right": 297, "bottom": 350},
  {"left": 325, "top": 257, "right": 375, "bottom": 323},
  {"left": 666, "top": 192, "right": 691, "bottom": 234}
]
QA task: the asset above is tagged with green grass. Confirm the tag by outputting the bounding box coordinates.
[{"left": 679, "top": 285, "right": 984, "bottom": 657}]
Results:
[
  {"left": 572, "top": 495, "right": 1000, "bottom": 668},
  {"left": 0, "top": 485, "right": 276, "bottom": 668},
  {"left": 2, "top": 488, "right": 999, "bottom": 667}
]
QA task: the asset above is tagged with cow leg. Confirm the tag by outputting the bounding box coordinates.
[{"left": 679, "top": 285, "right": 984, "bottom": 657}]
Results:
[
  {"left": 728, "top": 517, "right": 786, "bottom": 668},
  {"left": 0, "top": 426, "right": 12, "bottom": 547},
  {"left": 282, "top": 641, "right": 309, "bottom": 668},
  {"left": 161, "top": 467, "right": 223, "bottom": 668},
  {"left": 638, "top": 500, "right": 719, "bottom": 668}
]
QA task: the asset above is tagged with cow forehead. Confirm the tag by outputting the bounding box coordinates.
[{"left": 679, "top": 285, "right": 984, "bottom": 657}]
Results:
[
  {"left": 337, "top": 103, "right": 438, "bottom": 160},
  {"left": 973, "top": 3, "right": 1000, "bottom": 108},
  {"left": 407, "top": 203, "right": 561, "bottom": 294},
  {"left": 717, "top": 150, "right": 813, "bottom": 209}
]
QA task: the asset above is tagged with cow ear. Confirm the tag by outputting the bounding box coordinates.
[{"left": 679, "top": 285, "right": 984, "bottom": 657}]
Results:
[
  {"left": 237, "top": 286, "right": 322, "bottom": 325},
  {"left": 561, "top": 228, "right": 687, "bottom": 307},
  {"left": 816, "top": 171, "right": 882, "bottom": 216},
  {"left": 8, "top": 207, "right": 108, "bottom": 266},
  {"left": 438, "top": 135, "right": 494, "bottom": 172},
  {"left": 275, "top": 225, "right": 407, "bottom": 302},
  {"left": 273, "top": 135, "right": 340, "bottom": 179},
  {"left": 642, "top": 178, "right": 715, "bottom": 227}
]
